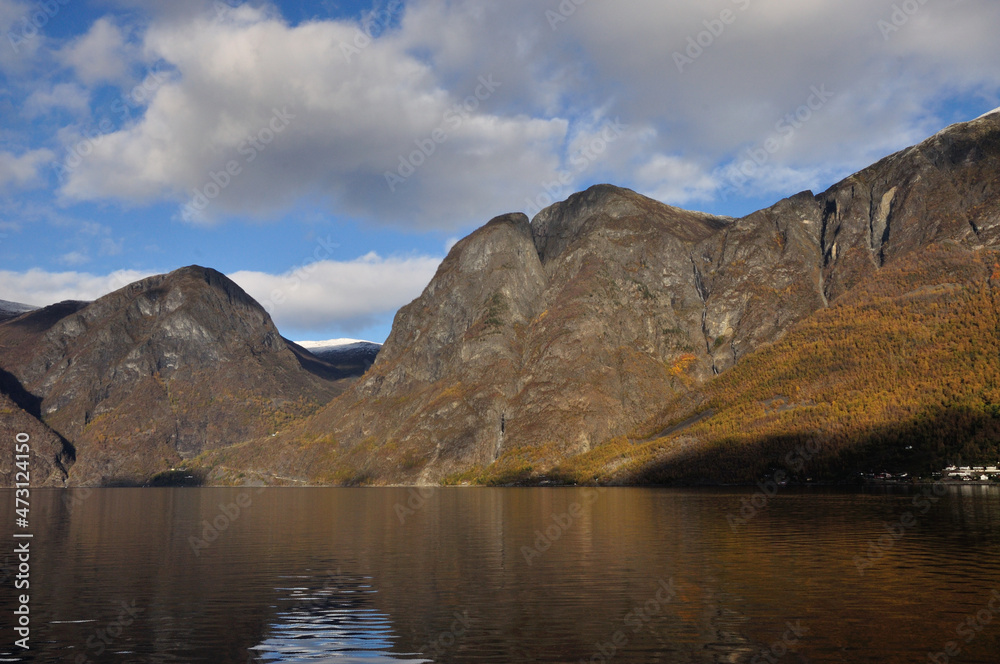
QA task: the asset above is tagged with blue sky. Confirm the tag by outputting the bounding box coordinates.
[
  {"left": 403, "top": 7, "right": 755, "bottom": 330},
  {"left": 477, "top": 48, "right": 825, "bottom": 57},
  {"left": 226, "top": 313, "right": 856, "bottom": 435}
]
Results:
[{"left": 1, "top": 0, "right": 998, "bottom": 343}]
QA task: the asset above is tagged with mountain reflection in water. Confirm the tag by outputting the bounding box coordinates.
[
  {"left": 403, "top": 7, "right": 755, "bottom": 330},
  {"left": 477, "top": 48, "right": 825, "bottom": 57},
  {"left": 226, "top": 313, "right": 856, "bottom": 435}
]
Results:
[{"left": 1, "top": 486, "right": 998, "bottom": 663}]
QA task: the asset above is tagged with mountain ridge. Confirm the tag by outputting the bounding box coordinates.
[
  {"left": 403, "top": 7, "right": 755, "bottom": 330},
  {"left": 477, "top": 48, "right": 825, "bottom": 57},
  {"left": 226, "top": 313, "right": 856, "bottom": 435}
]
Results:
[
  {"left": 0, "top": 265, "right": 356, "bottom": 485},
  {"left": 3, "top": 111, "right": 999, "bottom": 486},
  {"left": 195, "top": 109, "right": 1000, "bottom": 485}
]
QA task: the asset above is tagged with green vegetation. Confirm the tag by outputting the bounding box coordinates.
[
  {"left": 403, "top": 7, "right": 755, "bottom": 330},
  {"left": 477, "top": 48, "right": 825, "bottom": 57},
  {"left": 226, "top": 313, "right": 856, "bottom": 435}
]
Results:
[{"left": 483, "top": 291, "right": 508, "bottom": 330}]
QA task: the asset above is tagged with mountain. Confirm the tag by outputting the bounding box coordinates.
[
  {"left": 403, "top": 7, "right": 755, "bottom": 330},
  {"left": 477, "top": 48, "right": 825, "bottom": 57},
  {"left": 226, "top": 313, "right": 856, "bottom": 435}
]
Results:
[
  {"left": 562, "top": 243, "right": 1000, "bottom": 484},
  {"left": 0, "top": 369, "right": 72, "bottom": 487},
  {"left": 296, "top": 339, "right": 381, "bottom": 374},
  {"left": 0, "top": 266, "right": 356, "bottom": 486},
  {"left": 198, "top": 109, "right": 1000, "bottom": 485},
  {"left": 0, "top": 298, "right": 37, "bottom": 322},
  {"left": 5, "top": 111, "right": 998, "bottom": 488}
]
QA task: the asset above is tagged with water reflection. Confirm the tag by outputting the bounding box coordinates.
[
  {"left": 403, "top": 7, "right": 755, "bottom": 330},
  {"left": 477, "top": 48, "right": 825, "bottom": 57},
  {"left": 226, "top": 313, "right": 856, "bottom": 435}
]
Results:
[
  {"left": 0, "top": 487, "right": 998, "bottom": 663},
  {"left": 251, "top": 570, "right": 426, "bottom": 663}
]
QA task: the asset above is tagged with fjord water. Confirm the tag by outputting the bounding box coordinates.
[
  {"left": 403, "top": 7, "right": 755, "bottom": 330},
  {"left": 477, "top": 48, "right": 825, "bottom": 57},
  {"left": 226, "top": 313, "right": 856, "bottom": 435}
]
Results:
[{"left": 2, "top": 488, "right": 1000, "bottom": 663}]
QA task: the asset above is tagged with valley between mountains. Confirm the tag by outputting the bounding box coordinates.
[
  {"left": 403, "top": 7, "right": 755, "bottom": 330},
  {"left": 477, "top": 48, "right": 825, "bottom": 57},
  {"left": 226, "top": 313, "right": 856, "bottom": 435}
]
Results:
[{"left": 3, "top": 109, "right": 1000, "bottom": 487}]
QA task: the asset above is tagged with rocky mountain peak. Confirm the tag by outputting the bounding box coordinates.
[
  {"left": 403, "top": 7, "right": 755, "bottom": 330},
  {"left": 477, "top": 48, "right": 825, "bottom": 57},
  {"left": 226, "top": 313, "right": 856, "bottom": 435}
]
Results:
[
  {"left": 25, "top": 265, "right": 284, "bottom": 395},
  {"left": 375, "top": 211, "right": 546, "bottom": 388},
  {"left": 439, "top": 212, "right": 538, "bottom": 285},
  {"left": 0, "top": 265, "right": 352, "bottom": 485},
  {"left": 530, "top": 184, "right": 728, "bottom": 265},
  {"left": 232, "top": 110, "right": 1000, "bottom": 486}
]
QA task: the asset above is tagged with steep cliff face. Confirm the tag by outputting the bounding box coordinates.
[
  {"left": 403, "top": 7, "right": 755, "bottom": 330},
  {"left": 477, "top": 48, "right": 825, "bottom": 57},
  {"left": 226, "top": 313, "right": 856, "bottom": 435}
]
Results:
[
  {"left": 573, "top": 241, "right": 1000, "bottom": 485},
  {"left": 508, "top": 187, "right": 726, "bottom": 452},
  {"left": 817, "top": 110, "right": 1000, "bottom": 299},
  {"left": 283, "top": 213, "right": 549, "bottom": 482},
  {"left": 264, "top": 187, "right": 837, "bottom": 483},
  {"left": 0, "top": 266, "right": 349, "bottom": 486},
  {"left": 249, "top": 110, "right": 1000, "bottom": 485},
  {"left": 693, "top": 190, "right": 827, "bottom": 374},
  {"left": 0, "top": 372, "right": 71, "bottom": 487}
]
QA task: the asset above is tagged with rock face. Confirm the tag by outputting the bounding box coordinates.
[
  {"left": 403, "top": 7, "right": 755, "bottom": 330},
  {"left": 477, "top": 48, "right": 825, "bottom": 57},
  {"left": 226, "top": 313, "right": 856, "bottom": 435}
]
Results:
[
  {"left": 0, "top": 369, "right": 71, "bottom": 487},
  {"left": 0, "top": 266, "right": 350, "bottom": 486},
  {"left": 291, "top": 188, "right": 827, "bottom": 483},
  {"left": 268, "top": 110, "right": 1000, "bottom": 484},
  {"left": 604, "top": 240, "right": 1000, "bottom": 485},
  {"left": 817, "top": 112, "right": 1000, "bottom": 298},
  {"left": 4, "top": 111, "right": 997, "bottom": 487}
]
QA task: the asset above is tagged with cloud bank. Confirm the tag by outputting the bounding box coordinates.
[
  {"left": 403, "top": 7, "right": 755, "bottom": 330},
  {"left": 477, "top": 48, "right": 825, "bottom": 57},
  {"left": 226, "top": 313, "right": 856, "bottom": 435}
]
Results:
[{"left": 39, "top": 0, "right": 1000, "bottom": 228}]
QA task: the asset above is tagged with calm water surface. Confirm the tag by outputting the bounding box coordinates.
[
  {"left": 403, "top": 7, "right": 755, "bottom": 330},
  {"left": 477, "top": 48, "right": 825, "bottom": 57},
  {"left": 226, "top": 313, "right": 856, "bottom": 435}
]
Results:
[{"left": 1, "top": 487, "right": 999, "bottom": 663}]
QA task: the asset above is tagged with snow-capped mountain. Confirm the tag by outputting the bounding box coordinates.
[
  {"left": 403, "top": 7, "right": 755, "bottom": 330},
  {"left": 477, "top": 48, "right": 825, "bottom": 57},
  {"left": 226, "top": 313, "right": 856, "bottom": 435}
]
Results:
[
  {"left": 295, "top": 338, "right": 381, "bottom": 367},
  {"left": 976, "top": 106, "right": 1000, "bottom": 120},
  {"left": 0, "top": 299, "right": 38, "bottom": 321},
  {"left": 297, "top": 338, "right": 379, "bottom": 352}
]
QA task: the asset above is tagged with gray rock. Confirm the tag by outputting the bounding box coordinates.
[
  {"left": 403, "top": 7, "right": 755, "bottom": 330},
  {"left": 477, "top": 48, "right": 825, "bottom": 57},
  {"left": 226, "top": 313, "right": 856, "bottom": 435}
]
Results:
[{"left": 288, "top": 110, "right": 1000, "bottom": 484}]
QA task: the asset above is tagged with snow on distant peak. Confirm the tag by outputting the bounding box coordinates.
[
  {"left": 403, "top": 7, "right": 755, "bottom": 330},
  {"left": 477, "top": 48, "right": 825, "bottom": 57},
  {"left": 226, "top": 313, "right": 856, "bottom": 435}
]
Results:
[
  {"left": 296, "top": 338, "right": 380, "bottom": 351},
  {"left": 0, "top": 299, "right": 37, "bottom": 316},
  {"left": 975, "top": 106, "right": 1000, "bottom": 121}
]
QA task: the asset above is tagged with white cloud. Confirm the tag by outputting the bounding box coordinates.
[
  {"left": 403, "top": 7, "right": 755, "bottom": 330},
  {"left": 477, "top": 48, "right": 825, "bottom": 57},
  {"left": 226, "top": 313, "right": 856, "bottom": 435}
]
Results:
[
  {"left": 555, "top": 0, "right": 1000, "bottom": 176},
  {"left": 0, "top": 148, "right": 54, "bottom": 191},
  {"left": 0, "top": 268, "right": 155, "bottom": 307},
  {"left": 0, "top": 0, "right": 43, "bottom": 69},
  {"left": 58, "top": 17, "right": 134, "bottom": 85},
  {"left": 0, "top": 0, "right": 28, "bottom": 28},
  {"left": 35, "top": 0, "right": 1000, "bottom": 229},
  {"left": 635, "top": 154, "right": 719, "bottom": 207},
  {"left": 0, "top": 254, "right": 441, "bottom": 336},
  {"left": 23, "top": 82, "right": 90, "bottom": 118},
  {"left": 58, "top": 250, "right": 90, "bottom": 266},
  {"left": 229, "top": 252, "right": 442, "bottom": 334},
  {"left": 57, "top": 4, "right": 567, "bottom": 230},
  {"left": 100, "top": 237, "right": 124, "bottom": 256}
]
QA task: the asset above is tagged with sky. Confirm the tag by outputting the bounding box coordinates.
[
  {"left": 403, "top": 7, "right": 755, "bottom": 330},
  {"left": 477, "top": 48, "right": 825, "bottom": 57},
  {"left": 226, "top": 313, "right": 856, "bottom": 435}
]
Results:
[{"left": 1, "top": 0, "right": 998, "bottom": 343}]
